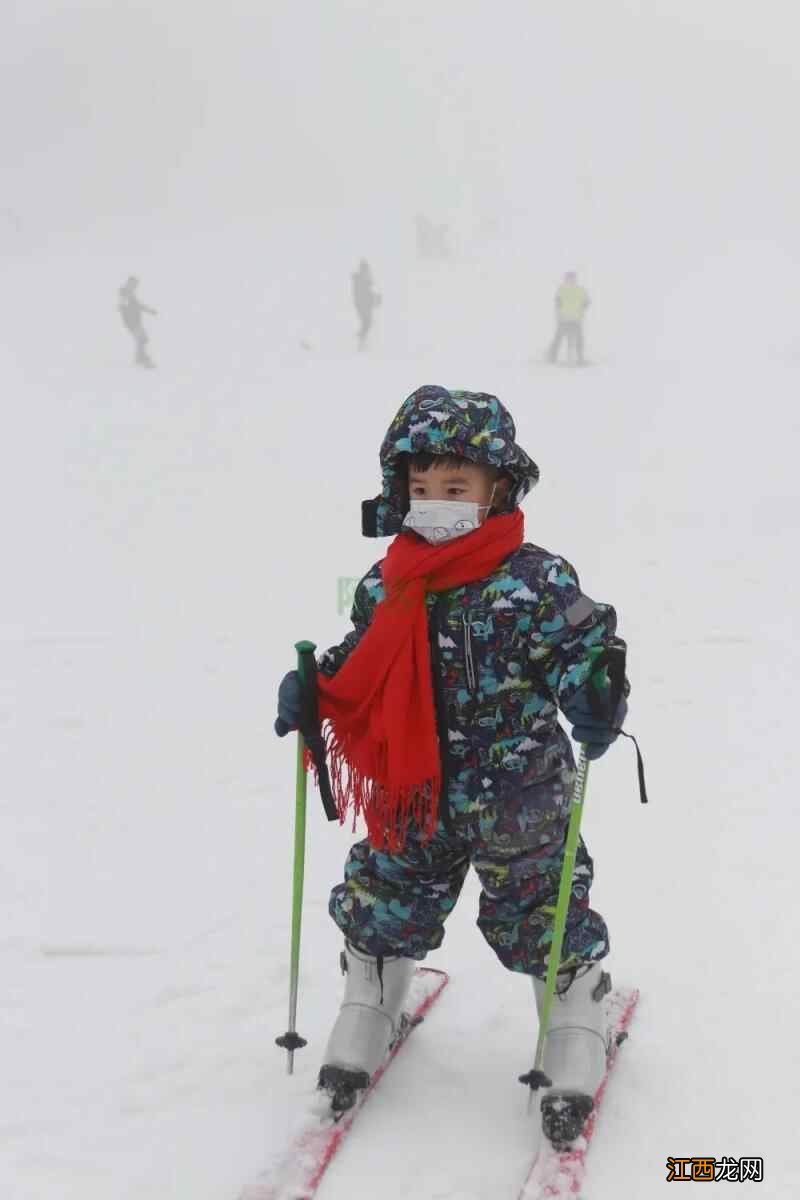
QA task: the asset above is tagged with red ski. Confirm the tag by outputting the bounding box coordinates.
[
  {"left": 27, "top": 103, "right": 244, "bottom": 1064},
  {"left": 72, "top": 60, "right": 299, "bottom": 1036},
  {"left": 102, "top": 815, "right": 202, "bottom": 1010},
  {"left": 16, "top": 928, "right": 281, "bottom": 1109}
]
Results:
[
  {"left": 240, "top": 967, "right": 448, "bottom": 1200},
  {"left": 518, "top": 987, "right": 640, "bottom": 1199}
]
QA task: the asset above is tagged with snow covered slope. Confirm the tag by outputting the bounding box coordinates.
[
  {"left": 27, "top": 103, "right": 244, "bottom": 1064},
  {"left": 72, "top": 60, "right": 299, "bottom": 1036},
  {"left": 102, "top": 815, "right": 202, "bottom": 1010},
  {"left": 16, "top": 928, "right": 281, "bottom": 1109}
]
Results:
[
  {"left": 2, "top": 223, "right": 799, "bottom": 1200},
  {"left": 5, "top": 0, "right": 800, "bottom": 1193}
]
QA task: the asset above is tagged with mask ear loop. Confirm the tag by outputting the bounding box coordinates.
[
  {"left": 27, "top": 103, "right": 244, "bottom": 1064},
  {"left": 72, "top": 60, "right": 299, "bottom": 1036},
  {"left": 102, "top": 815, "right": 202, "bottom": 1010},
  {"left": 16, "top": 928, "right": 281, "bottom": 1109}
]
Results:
[{"left": 480, "top": 482, "right": 498, "bottom": 522}]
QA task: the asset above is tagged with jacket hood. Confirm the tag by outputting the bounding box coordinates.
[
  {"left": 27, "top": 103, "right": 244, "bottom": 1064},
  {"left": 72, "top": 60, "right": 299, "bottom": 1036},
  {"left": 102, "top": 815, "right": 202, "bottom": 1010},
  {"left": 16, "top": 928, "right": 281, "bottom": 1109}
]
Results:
[{"left": 362, "top": 385, "right": 540, "bottom": 537}]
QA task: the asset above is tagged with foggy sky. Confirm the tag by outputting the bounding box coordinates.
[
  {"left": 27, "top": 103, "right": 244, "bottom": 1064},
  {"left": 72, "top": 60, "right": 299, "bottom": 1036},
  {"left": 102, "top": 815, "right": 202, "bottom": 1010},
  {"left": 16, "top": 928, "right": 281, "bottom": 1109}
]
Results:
[{"left": 4, "top": 0, "right": 800, "bottom": 263}]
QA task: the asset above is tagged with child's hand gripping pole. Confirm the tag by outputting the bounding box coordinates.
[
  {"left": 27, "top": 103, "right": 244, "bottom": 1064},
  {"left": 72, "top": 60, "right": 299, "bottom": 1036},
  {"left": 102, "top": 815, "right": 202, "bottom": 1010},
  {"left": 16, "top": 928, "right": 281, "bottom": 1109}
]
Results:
[{"left": 274, "top": 639, "right": 317, "bottom": 1075}]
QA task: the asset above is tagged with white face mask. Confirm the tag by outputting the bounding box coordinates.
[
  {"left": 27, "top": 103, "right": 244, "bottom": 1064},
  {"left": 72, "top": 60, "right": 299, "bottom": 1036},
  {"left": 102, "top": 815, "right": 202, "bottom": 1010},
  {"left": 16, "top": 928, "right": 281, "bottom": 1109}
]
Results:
[{"left": 402, "top": 485, "right": 497, "bottom": 545}]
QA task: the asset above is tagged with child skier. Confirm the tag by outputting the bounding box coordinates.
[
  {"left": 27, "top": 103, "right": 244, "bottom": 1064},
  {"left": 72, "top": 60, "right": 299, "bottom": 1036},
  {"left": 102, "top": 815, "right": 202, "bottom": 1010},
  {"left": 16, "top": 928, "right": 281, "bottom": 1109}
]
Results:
[{"left": 274, "top": 385, "right": 629, "bottom": 1145}]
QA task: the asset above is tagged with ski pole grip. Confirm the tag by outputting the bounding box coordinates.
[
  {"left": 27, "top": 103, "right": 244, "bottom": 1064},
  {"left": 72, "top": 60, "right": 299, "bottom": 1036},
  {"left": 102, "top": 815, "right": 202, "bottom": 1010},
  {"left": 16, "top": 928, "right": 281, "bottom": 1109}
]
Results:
[
  {"left": 605, "top": 641, "right": 628, "bottom": 710},
  {"left": 293, "top": 640, "right": 338, "bottom": 823},
  {"left": 586, "top": 640, "right": 628, "bottom": 722},
  {"left": 295, "top": 639, "right": 317, "bottom": 684}
]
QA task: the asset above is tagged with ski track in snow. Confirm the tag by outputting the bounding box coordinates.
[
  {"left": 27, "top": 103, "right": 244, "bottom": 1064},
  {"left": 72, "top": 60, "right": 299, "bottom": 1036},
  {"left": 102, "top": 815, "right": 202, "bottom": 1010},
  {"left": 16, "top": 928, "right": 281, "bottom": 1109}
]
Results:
[{"left": 2, "top": 226, "right": 800, "bottom": 1200}]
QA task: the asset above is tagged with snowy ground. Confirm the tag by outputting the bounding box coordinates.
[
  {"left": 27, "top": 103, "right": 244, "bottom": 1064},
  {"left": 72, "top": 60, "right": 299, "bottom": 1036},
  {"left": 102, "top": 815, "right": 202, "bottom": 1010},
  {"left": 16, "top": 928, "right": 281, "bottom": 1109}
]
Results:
[{"left": 3, "top": 227, "right": 800, "bottom": 1199}]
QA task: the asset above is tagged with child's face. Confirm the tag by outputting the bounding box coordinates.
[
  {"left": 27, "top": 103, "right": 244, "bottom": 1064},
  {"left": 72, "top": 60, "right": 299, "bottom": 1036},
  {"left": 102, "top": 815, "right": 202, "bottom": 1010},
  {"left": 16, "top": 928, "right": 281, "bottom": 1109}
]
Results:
[{"left": 408, "top": 461, "right": 500, "bottom": 511}]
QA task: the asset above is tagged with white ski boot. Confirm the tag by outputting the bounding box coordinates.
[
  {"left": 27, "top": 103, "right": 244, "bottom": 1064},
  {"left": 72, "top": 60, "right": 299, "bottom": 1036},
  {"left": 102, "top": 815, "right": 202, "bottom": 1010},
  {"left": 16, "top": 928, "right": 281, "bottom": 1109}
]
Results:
[
  {"left": 318, "top": 941, "right": 415, "bottom": 1115},
  {"left": 531, "top": 962, "right": 612, "bottom": 1147}
]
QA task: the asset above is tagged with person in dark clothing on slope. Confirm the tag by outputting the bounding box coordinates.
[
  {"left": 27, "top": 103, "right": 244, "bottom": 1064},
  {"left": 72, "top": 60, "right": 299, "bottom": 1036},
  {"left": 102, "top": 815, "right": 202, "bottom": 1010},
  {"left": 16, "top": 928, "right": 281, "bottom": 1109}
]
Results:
[
  {"left": 118, "top": 276, "right": 157, "bottom": 368},
  {"left": 351, "top": 259, "right": 381, "bottom": 350}
]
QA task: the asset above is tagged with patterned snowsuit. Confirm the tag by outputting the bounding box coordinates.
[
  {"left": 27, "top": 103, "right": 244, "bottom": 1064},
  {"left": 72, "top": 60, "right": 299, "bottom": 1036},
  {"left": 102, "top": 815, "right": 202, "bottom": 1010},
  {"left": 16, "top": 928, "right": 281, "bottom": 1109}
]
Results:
[{"left": 319, "top": 386, "right": 625, "bottom": 978}]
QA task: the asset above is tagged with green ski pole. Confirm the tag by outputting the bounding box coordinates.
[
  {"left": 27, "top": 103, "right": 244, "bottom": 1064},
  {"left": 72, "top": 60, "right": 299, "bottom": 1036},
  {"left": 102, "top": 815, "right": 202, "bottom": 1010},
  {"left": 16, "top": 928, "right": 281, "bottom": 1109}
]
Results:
[
  {"left": 520, "top": 745, "right": 591, "bottom": 1105},
  {"left": 275, "top": 639, "right": 317, "bottom": 1075}
]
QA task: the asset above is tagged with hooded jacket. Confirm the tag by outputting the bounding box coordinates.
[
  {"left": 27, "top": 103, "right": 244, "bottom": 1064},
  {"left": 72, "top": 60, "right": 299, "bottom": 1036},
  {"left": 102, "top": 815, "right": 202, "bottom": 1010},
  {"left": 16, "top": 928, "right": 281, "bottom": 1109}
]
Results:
[{"left": 320, "top": 385, "right": 625, "bottom": 827}]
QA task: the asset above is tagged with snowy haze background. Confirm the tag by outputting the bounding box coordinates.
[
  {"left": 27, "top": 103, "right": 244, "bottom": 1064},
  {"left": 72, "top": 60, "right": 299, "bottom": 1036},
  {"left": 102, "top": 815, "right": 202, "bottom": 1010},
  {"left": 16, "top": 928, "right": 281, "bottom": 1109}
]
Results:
[{"left": 3, "top": 2, "right": 800, "bottom": 1197}]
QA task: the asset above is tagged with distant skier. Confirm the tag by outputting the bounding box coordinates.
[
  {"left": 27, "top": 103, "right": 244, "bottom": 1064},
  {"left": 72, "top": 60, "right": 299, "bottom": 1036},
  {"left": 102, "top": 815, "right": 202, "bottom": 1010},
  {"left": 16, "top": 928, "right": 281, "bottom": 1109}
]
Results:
[
  {"left": 118, "top": 276, "right": 157, "bottom": 368},
  {"left": 351, "top": 259, "right": 381, "bottom": 350},
  {"left": 415, "top": 213, "right": 450, "bottom": 261},
  {"left": 547, "top": 271, "right": 590, "bottom": 366}
]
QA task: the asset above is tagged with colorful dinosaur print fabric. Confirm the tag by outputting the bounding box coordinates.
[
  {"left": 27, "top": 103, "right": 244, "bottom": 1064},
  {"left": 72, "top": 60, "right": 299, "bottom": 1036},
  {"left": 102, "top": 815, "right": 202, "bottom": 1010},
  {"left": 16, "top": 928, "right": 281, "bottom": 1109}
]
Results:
[{"left": 319, "top": 383, "right": 626, "bottom": 974}]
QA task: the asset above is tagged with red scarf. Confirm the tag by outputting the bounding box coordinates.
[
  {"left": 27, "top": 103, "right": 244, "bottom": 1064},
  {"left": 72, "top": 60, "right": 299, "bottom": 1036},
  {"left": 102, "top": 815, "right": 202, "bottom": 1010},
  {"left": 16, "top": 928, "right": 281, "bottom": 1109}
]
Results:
[{"left": 315, "top": 510, "right": 524, "bottom": 851}]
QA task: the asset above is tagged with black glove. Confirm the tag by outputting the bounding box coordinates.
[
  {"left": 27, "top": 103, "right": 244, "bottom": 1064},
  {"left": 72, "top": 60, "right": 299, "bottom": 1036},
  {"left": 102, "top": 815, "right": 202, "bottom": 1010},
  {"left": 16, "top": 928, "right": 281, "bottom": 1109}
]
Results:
[
  {"left": 275, "top": 670, "right": 305, "bottom": 737},
  {"left": 562, "top": 688, "right": 628, "bottom": 761}
]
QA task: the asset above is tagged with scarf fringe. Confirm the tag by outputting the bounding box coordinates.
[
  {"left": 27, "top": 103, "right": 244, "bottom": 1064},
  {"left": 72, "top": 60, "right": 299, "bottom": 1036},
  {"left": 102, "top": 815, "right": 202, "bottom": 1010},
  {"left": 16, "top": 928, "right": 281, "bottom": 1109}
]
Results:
[{"left": 306, "top": 724, "right": 440, "bottom": 852}]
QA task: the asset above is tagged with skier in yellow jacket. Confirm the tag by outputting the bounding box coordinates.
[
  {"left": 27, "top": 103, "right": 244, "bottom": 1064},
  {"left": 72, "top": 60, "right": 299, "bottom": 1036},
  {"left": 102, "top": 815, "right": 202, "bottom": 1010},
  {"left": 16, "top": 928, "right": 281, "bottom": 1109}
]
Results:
[{"left": 548, "top": 271, "right": 590, "bottom": 366}]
